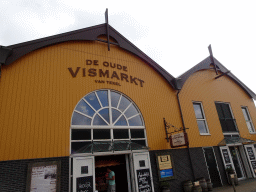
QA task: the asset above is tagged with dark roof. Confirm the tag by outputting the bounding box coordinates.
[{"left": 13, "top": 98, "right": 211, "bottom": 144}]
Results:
[
  {"left": 0, "top": 23, "right": 175, "bottom": 88},
  {"left": 177, "top": 56, "right": 256, "bottom": 99}
]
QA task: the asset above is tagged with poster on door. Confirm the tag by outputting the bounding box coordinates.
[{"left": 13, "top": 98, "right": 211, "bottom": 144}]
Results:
[{"left": 136, "top": 169, "right": 152, "bottom": 192}]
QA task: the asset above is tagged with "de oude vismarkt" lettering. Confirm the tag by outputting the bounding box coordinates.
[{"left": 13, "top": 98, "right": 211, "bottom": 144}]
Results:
[{"left": 68, "top": 60, "right": 145, "bottom": 87}]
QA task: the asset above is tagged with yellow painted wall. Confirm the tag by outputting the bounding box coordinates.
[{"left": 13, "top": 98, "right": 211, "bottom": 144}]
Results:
[
  {"left": 0, "top": 41, "right": 182, "bottom": 161},
  {"left": 180, "top": 69, "right": 256, "bottom": 147}
]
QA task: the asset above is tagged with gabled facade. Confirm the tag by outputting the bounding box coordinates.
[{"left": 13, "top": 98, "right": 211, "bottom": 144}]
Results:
[
  {"left": 1, "top": 21, "right": 256, "bottom": 192},
  {"left": 178, "top": 56, "right": 256, "bottom": 187}
]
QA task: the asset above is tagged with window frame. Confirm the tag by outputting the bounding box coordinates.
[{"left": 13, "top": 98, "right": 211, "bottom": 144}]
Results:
[
  {"left": 241, "top": 106, "right": 256, "bottom": 134},
  {"left": 193, "top": 101, "right": 210, "bottom": 135},
  {"left": 70, "top": 89, "right": 148, "bottom": 155},
  {"left": 215, "top": 102, "right": 239, "bottom": 135}
]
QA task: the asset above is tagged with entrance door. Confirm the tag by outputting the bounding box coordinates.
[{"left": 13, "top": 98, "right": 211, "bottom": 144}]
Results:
[
  {"left": 73, "top": 156, "right": 95, "bottom": 192},
  {"left": 203, "top": 147, "right": 222, "bottom": 187},
  {"left": 244, "top": 144, "right": 256, "bottom": 177},
  {"left": 132, "top": 152, "right": 154, "bottom": 192},
  {"left": 229, "top": 146, "right": 246, "bottom": 179}
]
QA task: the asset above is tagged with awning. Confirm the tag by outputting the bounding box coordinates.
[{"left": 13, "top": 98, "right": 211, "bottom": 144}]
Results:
[
  {"left": 218, "top": 137, "right": 256, "bottom": 146},
  {"left": 73, "top": 141, "right": 149, "bottom": 154}
]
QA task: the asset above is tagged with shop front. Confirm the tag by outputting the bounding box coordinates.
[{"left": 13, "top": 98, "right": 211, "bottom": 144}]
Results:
[{"left": 70, "top": 89, "right": 154, "bottom": 192}]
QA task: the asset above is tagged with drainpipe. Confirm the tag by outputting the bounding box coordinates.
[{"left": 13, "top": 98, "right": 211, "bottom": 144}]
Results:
[{"left": 174, "top": 78, "right": 196, "bottom": 181}]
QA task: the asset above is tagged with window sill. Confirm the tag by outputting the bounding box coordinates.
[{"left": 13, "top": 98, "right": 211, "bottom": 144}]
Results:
[
  {"left": 249, "top": 132, "right": 256, "bottom": 134},
  {"left": 200, "top": 133, "right": 211, "bottom": 136}
]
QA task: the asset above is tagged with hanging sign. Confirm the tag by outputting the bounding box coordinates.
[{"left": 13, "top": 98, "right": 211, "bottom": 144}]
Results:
[
  {"left": 170, "top": 132, "right": 189, "bottom": 148},
  {"left": 26, "top": 161, "right": 61, "bottom": 192}
]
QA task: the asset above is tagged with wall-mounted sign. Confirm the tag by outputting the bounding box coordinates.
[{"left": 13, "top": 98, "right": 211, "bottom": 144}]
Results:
[
  {"left": 68, "top": 60, "right": 145, "bottom": 87},
  {"left": 170, "top": 132, "right": 189, "bottom": 148},
  {"left": 26, "top": 161, "right": 61, "bottom": 192},
  {"left": 156, "top": 152, "right": 175, "bottom": 181}
]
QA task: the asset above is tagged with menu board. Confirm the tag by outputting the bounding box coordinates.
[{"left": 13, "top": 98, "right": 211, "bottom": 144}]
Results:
[
  {"left": 77, "top": 176, "right": 93, "bottom": 192},
  {"left": 136, "top": 169, "right": 152, "bottom": 192},
  {"left": 246, "top": 147, "right": 256, "bottom": 160},
  {"left": 251, "top": 161, "right": 256, "bottom": 170},
  {"left": 30, "top": 165, "right": 57, "bottom": 192},
  {"left": 222, "top": 149, "right": 231, "bottom": 164}
]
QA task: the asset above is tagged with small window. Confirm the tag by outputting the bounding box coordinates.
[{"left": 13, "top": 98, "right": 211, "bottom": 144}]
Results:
[
  {"left": 242, "top": 107, "right": 255, "bottom": 133},
  {"left": 193, "top": 102, "right": 209, "bottom": 134}
]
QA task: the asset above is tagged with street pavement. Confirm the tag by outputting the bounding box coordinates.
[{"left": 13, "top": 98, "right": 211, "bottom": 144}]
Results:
[{"left": 212, "top": 178, "right": 256, "bottom": 192}]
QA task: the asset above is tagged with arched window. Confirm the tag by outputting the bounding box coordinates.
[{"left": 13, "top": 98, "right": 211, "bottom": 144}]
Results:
[{"left": 70, "top": 90, "right": 147, "bottom": 154}]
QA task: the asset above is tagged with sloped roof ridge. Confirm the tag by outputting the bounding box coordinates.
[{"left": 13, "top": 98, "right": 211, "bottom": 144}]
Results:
[
  {"left": 178, "top": 56, "right": 256, "bottom": 99},
  {"left": 2, "top": 23, "right": 175, "bottom": 88}
]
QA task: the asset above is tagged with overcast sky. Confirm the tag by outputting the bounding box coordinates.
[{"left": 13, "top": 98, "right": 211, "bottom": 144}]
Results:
[{"left": 1, "top": 0, "right": 256, "bottom": 102}]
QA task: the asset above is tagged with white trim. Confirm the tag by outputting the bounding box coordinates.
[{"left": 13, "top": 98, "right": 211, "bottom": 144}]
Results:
[
  {"left": 241, "top": 106, "right": 256, "bottom": 133},
  {"left": 202, "top": 147, "right": 223, "bottom": 186},
  {"left": 193, "top": 101, "right": 210, "bottom": 134},
  {"left": 95, "top": 91, "right": 102, "bottom": 108}
]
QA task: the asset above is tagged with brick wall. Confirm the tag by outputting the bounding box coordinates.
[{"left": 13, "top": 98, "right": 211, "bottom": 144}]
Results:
[{"left": 0, "top": 157, "right": 69, "bottom": 192}]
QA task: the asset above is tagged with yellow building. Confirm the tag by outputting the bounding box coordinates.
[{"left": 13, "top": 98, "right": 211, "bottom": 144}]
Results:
[{"left": 0, "top": 21, "right": 256, "bottom": 192}]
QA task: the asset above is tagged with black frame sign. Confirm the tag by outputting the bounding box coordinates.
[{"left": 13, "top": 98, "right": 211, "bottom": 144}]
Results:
[
  {"left": 155, "top": 152, "right": 175, "bottom": 181},
  {"left": 77, "top": 176, "right": 93, "bottom": 192},
  {"left": 136, "top": 168, "right": 152, "bottom": 192},
  {"left": 246, "top": 147, "right": 256, "bottom": 160},
  {"left": 26, "top": 161, "right": 61, "bottom": 192},
  {"left": 222, "top": 149, "right": 231, "bottom": 164}
]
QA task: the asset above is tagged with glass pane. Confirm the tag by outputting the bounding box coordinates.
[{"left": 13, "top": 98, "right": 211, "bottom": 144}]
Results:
[
  {"left": 247, "top": 122, "right": 254, "bottom": 132},
  {"left": 129, "top": 115, "right": 143, "bottom": 126},
  {"left": 193, "top": 103, "right": 204, "bottom": 119},
  {"left": 93, "top": 129, "right": 110, "bottom": 139},
  {"left": 220, "top": 119, "right": 228, "bottom": 132},
  {"left": 131, "top": 129, "right": 145, "bottom": 138},
  {"left": 97, "top": 90, "right": 108, "bottom": 107},
  {"left": 93, "top": 114, "right": 108, "bottom": 125},
  {"left": 75, "top": 100, "right": 95, "bottom": 117},
  {"left": 71, "top": 142, "right": 92, "bottom": 153},
  {"left": 113, "top": 129, "right": 129, "bottom": 139},
  {"left": 131, "top": 140, "right": 146, "bottom": 149},
  {"left": 118, "top": 96, "right": 131, "bottom": 112},
  {"left": 99, "top": 108, "right": 110, "bottom": 123},
  {"left": 112, "top": 109, "right": 122, "bottom": 123},
  {"left": 226, "top": 119, "right": 237, "bottom": 132},
  {"left": 197, "top": 120, "right": 208, "bottom": 133},
  {"left": 93, "top": 142, "right": 112, "bottom": 152},
  {"left": 111, "top": 91, "right": 121, "bottom": 108},
  {"left": 113, "top": 141, "right": 130, "bottom": 151},
  {"left": 85, "top": 92, "right": 101, "bottom": 111},
  {"left": 115, "top": 115, "right": 128, "bottom": 126},
  {"left": 242, "top": 108, "right": 249, "bottom": 121},
  {"left": 216, "top": 103, "right": 224, "bottom": 119},
  {"left": 72, "top": 112, "right": 91, "bottom": 125},
  {"left": 222, "top": 104, "right": 232, "bottom": 118},
  {"left": 125, "top": 104, "right": 139, "bottom": 118},
  {"left": 72, "top": 129, "right": 91, "bottom": 140}
]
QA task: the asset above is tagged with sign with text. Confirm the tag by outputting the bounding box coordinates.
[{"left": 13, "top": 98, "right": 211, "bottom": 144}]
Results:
[
  {"left": 68, "top": 60, "right": 145, "bottom": 88},
  {"left": 156, "top": 152, "right": 175, "bottom": 181},
  {"left": 26, "top": 161, "right": 61, "bottom": 192},
  {"left": 160, "top": 169, "right": 173, "bottom": 178},
  {"left": 246, "top": 147, "right": 256, "bottom": 160},
  {"left": 136, "top": 169, "right": 152, "bottom": 192},
  {"left": 158, "top": 155, "right": 172, "bottom": 170},
  {"left": 77, "top": 176, "right": 93, "bottom": 192},
  {"left": 170, "top": 132, "right": 188, "bottom": 148},
  {"left": 222, "top": 149, "right": 231, "bottom": 164}
]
